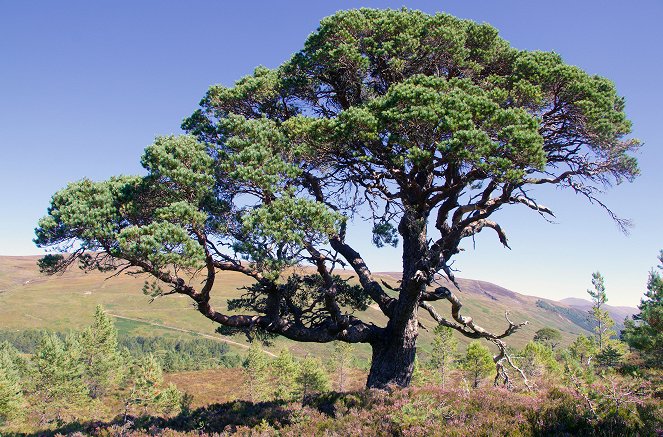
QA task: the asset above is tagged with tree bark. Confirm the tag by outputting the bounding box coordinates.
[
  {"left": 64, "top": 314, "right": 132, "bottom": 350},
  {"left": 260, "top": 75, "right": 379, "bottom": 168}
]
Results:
[
  {"left": 366, "top": 314, "right": 418, "bottom": 388},
  {"left": 366, "top": 205, "right": 428, "bottom": 388}
]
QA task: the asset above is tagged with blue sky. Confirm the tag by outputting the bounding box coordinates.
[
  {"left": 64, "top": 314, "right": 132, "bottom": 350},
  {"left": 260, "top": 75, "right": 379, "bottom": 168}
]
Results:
[{"left": 1, "top": 1, "right": 661, "bottom": 307}]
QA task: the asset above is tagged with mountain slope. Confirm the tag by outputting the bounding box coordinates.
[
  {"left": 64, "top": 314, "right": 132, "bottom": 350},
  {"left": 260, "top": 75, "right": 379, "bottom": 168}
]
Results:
[
  {"left": 559, "top": 297, "right": 637, "bottom": 328},
  {"left": 0, "top": 256, "right": 635, "bottom": 360}
]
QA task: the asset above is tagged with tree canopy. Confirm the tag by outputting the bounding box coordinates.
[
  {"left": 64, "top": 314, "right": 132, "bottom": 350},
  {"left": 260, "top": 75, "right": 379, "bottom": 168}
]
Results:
[
  {"left": 35, "top": 8, "right": 639, "bottom": 388},
  {"left": 622, "top": 251, "right": 663, "bottom": 367}
]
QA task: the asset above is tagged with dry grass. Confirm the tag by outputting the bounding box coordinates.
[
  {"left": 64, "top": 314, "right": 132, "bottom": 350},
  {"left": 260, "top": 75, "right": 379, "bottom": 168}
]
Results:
[{"left": 0, "top": 255, "right": 596, "bottom": 362}]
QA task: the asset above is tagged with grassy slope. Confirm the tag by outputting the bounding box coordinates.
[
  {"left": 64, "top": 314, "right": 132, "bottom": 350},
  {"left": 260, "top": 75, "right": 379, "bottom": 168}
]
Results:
[{"left": 0, "top": 255, "right": 613, "bottom": 362}]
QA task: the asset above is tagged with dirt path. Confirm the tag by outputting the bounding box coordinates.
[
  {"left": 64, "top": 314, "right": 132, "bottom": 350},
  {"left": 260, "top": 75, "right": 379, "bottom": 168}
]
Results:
[{"left": 107, "top": 313, "right": 276, "bottom": 357}]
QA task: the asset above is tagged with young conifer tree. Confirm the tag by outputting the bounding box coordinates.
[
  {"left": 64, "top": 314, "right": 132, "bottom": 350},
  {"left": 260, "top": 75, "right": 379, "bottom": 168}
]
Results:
[
  {"left": 296, "top": 355, "right": 330, "bottom": 400},
  {"left": 0, "top": 347, "right": 24, "bottom": 425},
  {"left": 622, "top": 250, "right": 663, "bottom": 367},
  {"left": 271, "top": 349, "right": 299, "bottom": 401},
  {"left": 329, "top": 341, "right": 354, "bottom": 391},
  {"left": 242, "top": 342, "right": 270, "bottom": 402},
  {"left": 125, "top": 353, "right": 164, "bottom": 416},
  {"left": 569, "top": 334, "right": 597, "bottom": 367},
  {"left": 31, "top": 332, "right": 89, "bottom": 425},
  {"left": 79, "top": 305, "right": 123, "bottom": 398},
  {"left": 430, "top": 325, "right": 457, "bottom": 388},
  {"left": 587, "top": 272, "right": 616, "bottom": 351},
  {"left": 463, "top": 341, "right": 494, "bottom": 389}
]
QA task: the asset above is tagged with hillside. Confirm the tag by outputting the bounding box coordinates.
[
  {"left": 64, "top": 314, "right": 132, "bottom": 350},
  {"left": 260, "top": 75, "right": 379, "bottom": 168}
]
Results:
[
  {"left": 0, "top": 256, "right": 634, "bottom": 361},
  {"left": 559, "top": 297, "right": 637, "bottom": 327}
]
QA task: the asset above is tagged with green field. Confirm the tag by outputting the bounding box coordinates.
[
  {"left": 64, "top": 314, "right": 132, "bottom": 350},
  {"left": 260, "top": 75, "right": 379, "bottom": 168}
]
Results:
[{"left": 0, "top": 255, "right": 610, "bottom": 361}]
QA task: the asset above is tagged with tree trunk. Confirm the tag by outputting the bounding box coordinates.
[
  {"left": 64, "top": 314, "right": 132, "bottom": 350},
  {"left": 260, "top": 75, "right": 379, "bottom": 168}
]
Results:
[
  {"left": 366, "top": 312, "right": 419, "bottom": 388},
  {"left": 366, "top": 204, "right": 428, "bottom": 388}
]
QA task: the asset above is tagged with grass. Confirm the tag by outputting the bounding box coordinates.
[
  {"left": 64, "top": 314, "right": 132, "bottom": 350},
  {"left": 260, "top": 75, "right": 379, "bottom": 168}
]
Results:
[{"left": 0, "top": 255, "right": 599, "bottom": 362}]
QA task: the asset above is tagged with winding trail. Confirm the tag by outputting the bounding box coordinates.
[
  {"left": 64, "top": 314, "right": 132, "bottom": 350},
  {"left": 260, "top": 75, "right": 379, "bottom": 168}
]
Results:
[{"left": 107, "top": 313, "right": 276, "bottom": 357}]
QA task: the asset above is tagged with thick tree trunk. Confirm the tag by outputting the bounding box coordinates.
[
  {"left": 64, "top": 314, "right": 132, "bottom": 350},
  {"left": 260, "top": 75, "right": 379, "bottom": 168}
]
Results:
[
  {"left": 366, "top": 205, "right": 428, "bottom": 388},
  {"left": 366, "top": 312, "right": 419, "bottom": 388}
]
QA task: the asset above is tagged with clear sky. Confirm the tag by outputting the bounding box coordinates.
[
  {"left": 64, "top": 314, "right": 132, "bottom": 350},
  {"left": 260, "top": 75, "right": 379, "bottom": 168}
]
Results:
[{"left": 1, "top": 1, "right": 661, "bottom": 307}]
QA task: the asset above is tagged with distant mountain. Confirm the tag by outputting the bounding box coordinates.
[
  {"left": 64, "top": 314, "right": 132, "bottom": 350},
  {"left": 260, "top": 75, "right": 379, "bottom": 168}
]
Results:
[
  {"left": 559, "top": 297, "right": 637, "bottom": 329},
  {"left": 0, "top": 256, "right": 636, "bottom": 357}
]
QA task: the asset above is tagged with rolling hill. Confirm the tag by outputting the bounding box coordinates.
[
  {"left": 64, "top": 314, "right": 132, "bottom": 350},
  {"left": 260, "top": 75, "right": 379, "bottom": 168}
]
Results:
[{"left": 0, "top": 255, "right": 635, "bottom": 361}]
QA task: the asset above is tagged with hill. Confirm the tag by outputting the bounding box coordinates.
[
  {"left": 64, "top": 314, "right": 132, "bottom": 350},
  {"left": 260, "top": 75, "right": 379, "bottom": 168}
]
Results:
[
  {"left": 0, "top": 256, "right": 635, "bottom": 361},
  {"left": 559, "top": 297, "right": 637, "bottom": 328}
]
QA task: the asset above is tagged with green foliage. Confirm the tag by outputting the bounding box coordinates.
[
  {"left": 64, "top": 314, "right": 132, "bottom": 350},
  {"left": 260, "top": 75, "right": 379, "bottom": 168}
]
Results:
[
  {"left": 242, "top": 342, "right": 270, "bottom": 402},
  {"left": 595, "top": 343, "right": 624, "bottom": 368},
  {"left": 0, "top": 345, "right": 24, "bottom": 425},
  {"left": 535, "top": 299, "right": 595, "bottom": 332},
  {"left": 569, "top": 334, "right": 598, "bottom": 367},
  {"left": 271, "top": 349, "right": 299, "bottom": 401},
  {"left": 429, "top": 326, "right": 457, "bottom": 388},
  {"left": 587, "top": 272, "right": 616, "bottom": 351},
  {"left": 125, "top": 353, "right": 183, "bottom": 417},
  {"left": 157, "top": 383, "right": 184, "bottom": 416},
  {"left": 328, "top": 341, "right": 354, "bottom": 391},
  {"left": 518, "top": 341, "right": 559, "bottom": 378},
  {"left": 622, "top": 250, "right": 663, "bottom": 367},
  {"left": 296, "top": 355, "right": 330, "bottom": 400},
  {"left": 35, "top": 7, "right": 641, "bottom": 391},
  {"left": 78, "top": 305, "right": 123, "bottom": 398},
  {"left": 462, "top": 341, "right": 494, "bottom": 388},
  {"left": 0, "top": 329, "right": 239, "bottom": 373},
  {"left": 30, "top": 332, "right": 90, "bottom": 424},
  {"left": 120, "top": 335, "right": 240, "bottom": 372},
  {"left": 533, "top": 327, "right": 562, "bottom": 350}
]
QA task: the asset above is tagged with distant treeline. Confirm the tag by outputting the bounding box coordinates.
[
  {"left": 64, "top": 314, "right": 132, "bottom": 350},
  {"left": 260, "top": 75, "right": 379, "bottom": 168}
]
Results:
[
  {"left": 535, "top": 300, "right": 595, "bottom": 332},
  {"left": 0, "top": 328, "right": 241, "bottom": 372}
]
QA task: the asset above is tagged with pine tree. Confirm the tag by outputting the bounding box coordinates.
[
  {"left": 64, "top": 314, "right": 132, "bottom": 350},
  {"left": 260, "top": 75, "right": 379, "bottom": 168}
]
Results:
[
  {"left": 410, "top": 355, "right": 430, "bottom": 387},
  {"left": 329, "top": 341, "right": 354, "bottom": 392},
  {"left": 156, "top": 383, "right": 183, "bottom": 416},
  {"left": 533, "top": 327, "right": 562, "bottom": 350},
  {"left": 79, "top": 305, "right": 123, "bottom": 398},
  {"left": 518, "top": 341, "right": 559, "bottom": 378},
  {"left": 31, "top": 332, "right": 89, "bottom": 425},
  {"left": 569, "top": 334, "right": 597, "bottom": 367},
  {"left": 271, "top": 349, "right": 298, "bottom": 401},
  {"left": 0, "top": 346, "right": 24, "bottom": 425},
  {"left": 429, "top": 326, "right": 457, "bottom": 388},
  {"left": 124, "top": 353, "right": 183, "bottom": 417},
  {"left": 0, "top": 341, "right": 28, "bottom": 378},
  {"left": 296, "top": 355, "right": 329, "bottom": 400},
  {"left": 587, "top": 272, "right": 616, "bottom": 351},
  {"left": 622, "top": 250, "right": 663, "bottom": 367},
  {"left": 595, "top": 343, "right": 623, "bottom": 368},
  {"left": 125, "top": 353, "right": 164, "bottom": 417},
  {"left": 462, "top": 341, "right": 494, "bottom": 389},
  {"left": 242, "top": 342, "right": 269, "bottom": 402}
]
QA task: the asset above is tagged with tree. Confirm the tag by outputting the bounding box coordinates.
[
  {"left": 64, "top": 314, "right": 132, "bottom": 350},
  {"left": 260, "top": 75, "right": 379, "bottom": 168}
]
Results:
[
  {"left": 0, "top": 346, "right": 24, "bottom": 425},
  {"left": 242, "top": 343, "right": 270, "bottom": 402},
  {"left": 271, "top": 348, "right": 299, "bottom": 401},
  {"left": 329, "top": 341, "right": 354, "bottom": 391},
  {"left": 569, "top": 334, "right": 597, "bottom": 367},
  {"left": 124, "top": 353, "right": 182, "bottom": 417},
  {"left": 429, "top": 325, "right": 457, "bottom": 388},
  {"left": 79, "top": 305, "right": 123, "bottom": 398},
  {"left": 621, "top": 250, "right": 663, "bottom": 367},
  {"left": 462, "top": 341, "right": 494, "bottom": 389},
  {"left": 35, "top": 9, "right": 639, "bottom": 389},
  {"left": 533, "top": 327, "right": 562, "bottom": 350},
  {"left": 296, "top": 355, "right": 330, "bottom": 400},
  {"left": 595, "top": 343, "right": 623, "bottom": 368},
  {"left": 587, "top": 272, "right": 616, "bottom": 351},
  {"left": 31, "top": 332, "right": 89, "bottom": 425},
  {"left": 518, "top": 340, "right": 558, "bottom": 378}
]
